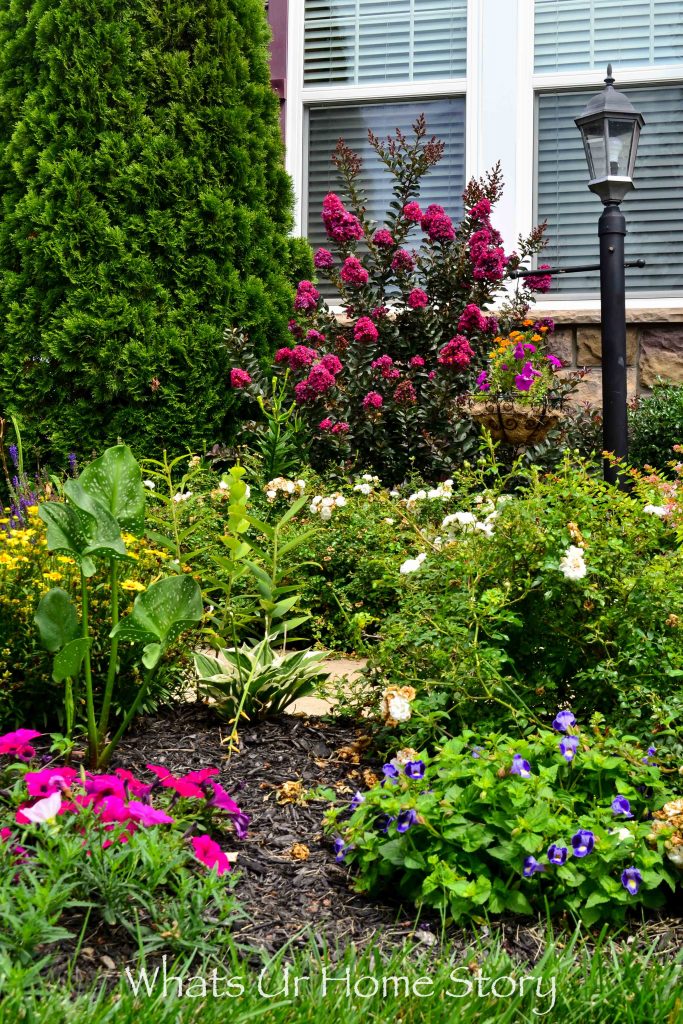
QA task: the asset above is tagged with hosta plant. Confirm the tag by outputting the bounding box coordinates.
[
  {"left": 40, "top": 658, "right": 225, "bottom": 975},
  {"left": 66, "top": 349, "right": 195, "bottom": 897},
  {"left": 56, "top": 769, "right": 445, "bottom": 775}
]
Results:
[{"left": 327, "top": 712, "right": 678, "bottom": 926}]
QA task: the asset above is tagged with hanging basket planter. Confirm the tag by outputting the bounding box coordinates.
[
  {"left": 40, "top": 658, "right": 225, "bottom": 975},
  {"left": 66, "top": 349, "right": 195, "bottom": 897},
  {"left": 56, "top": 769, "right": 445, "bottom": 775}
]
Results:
[{"left": 468, "top": 399, "right": 563, "bottom": 446}]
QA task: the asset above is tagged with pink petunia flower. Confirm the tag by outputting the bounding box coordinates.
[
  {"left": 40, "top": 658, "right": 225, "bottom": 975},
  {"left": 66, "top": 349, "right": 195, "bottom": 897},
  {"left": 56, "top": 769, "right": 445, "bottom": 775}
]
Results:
[
  {"left": 0, "top": 728, "right": 41, "bottom": 760},
  {"left": 25, "top": 767, "right": 78, "bottom": 798},
  {"left": 191, "top": 834, "right": 232, "bottom": 875},
  {"left": 127, "top": 801, "right": 175, "bottom": 826}
]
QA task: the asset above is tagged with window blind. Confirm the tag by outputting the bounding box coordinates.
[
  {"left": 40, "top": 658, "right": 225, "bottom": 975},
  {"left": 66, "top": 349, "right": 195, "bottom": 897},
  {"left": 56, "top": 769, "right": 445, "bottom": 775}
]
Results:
[
  {"left": 536, "top": 85, "right": 683, "bottom": 294},
  {"left": 306, "top": 98, "right": 466, "bottom": 264},
  {"left": 535, "top": 0, "right": 683, "bottom": 72},
  {"left": 304, "top": 0, "right": 467, "bottom": 86}
]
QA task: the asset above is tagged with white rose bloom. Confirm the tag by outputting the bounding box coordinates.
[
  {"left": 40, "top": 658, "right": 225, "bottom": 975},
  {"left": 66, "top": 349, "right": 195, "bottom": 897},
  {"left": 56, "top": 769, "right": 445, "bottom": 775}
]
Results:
[
  {"left": 362, "top": 473, "right": 375, "bottom": 482},
  {"left": 143, "top": 479, "right": 155, "bottom": 490},
  {"left": 218, "top": 479, "right": 229, "bottom": 490},
  {"left": 496, "top": 494, "right": 514, "bottom": 505},
  {"left": 335, "top": 495, "right": 347, "bottom": 508},
  {"left": 295, "top": 480, "right": 306, "bottom": 492},
  {"left": 173, "top": 491, "right": 193, "bottom": 503},
  {"left": 475, "top": 521, "right": 494, "bottom": 537},
  {"left": 284, "top": 481, "right": 296, "bottom": 493},
  {"left": 266, "top": 490, "right": 277, "bottom": 501},
  {"left": 311, "top": 495, "right": 322, "bottom": 506},
  {"left": 387, "top": 696, "right": 412, "bottom": 722},
  {"left": 320, "top": 506, "right": 333, "bottom": 521},
  {"left": 433, "top": 536, "right": 443, "bottom": 550},
  {"left": 384, "top": 518, "right": 396, "bottom": 525},
  {"left": 444, "top": 479, "right": 454, "bottom": 488},
  {"left": 400, "top": 557, "right": 423, "bottom": 574},
  {"left": 559, "top": 544, "right": 587, "bottom": 580},
  {"left": 443, "top": 511, "right": 476, "bottom": 529},
  {"left": 389, "top": 490, "right": 400, "bottom": 498},
  {"left": 245, "top": 486, "right": 251, "bottom": 498},
  {"left": 643, "top": 504, "right": 669, "bottom": 517},
  {"left": 322, "top": 496, "right": 335, "bottom": 507},
  {"left": 354, "top": 483, "right": 372, "bottom": 495}
]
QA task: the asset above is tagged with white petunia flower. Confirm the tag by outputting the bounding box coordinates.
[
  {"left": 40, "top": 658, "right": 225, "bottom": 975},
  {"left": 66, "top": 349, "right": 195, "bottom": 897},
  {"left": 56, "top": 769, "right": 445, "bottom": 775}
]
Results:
[
  {"left": 23, "top": 792, "right": 62, "bottom": 824},
  {"left": 559, "top": 544, "right": 587, "bottom": 580},
  {"left": 387, "top": 696, "right": 412, "bottom": 722},
  {"left": 643, "top": 504, "right": 669, "bottom": 517},
  {"left": 143, "top": 479, "right": 155, "bottom": 490}
]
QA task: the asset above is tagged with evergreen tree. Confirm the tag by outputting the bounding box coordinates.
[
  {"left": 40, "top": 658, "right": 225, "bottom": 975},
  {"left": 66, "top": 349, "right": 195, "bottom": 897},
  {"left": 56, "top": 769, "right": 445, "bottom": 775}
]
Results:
[{"left": 0, "top": 0, "right": 300, "bottom": 461}]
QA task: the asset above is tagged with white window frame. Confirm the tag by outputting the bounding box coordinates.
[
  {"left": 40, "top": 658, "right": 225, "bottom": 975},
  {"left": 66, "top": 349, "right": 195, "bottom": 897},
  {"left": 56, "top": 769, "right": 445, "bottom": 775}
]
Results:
[{"left": 286, "top": 0, "right": 683, "bottom": 312}]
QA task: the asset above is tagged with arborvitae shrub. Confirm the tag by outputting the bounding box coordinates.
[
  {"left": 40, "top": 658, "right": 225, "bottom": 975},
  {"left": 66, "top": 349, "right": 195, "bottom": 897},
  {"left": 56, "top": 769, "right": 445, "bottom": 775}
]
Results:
[{"left": 0, "top": 0, "right": 301, "bottom": 462}]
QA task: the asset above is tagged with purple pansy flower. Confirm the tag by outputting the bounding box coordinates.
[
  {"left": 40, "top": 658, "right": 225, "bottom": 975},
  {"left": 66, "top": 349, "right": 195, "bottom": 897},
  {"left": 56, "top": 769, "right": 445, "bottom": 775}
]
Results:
[
  {"left": 396, "top": 809, "right": 418, "bottom": 833},
  {"left": 510, "top": 754, "right": 532, "bottom": 778},
  {"left": 571, "top": 829, "right": 595, "bottom": 858},
  {"left": 547, "top": 844, "right": 568, "bottom": 865},
  {"left": 621, "top": 866, "right": 642, "bottom": 895},
  {"left": 382, "top": 764, "right": 400, "bottom": 784},
  {"left": 611, "top": 795, "right": 633, "bottom": 818},
  {"left": 559, "top": 736, "right": 580, "bottom": 762},
  {"left": 552, "top": 710, "right": 576, "bottom": 733},
  {"left": 404, "top": 761, "right": 425, "bottom": 780},
  {"left": 523, "top": 856, "right": 545, "bottom": 877}
]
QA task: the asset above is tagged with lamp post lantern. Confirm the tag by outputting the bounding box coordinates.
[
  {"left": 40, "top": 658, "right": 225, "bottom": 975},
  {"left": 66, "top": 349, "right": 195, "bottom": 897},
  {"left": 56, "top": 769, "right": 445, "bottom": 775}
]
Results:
[{"left": 574, "top": 66, "right": 645, "bottom": 486}]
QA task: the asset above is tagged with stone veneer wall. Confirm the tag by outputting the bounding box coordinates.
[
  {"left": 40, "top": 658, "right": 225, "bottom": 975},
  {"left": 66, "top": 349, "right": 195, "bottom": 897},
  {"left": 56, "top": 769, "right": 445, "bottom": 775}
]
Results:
[{"left": 530, "top": 308, "right": 683, "bottom": 406}]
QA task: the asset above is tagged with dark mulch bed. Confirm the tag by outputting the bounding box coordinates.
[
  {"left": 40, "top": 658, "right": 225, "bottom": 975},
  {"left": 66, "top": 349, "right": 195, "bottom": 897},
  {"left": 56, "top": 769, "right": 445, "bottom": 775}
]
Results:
[{"left": 41, "top": 702, "right": 683, "bottom": 987}]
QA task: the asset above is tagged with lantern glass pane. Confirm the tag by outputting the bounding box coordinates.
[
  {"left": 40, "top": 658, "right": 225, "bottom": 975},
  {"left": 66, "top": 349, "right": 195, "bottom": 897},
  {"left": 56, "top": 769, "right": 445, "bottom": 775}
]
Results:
[
  {"left": 607, "top": 118, "right": 636, "bottom": 177},
  {"left": 583, "top": 121, "right": 608, "bottom": 179}
]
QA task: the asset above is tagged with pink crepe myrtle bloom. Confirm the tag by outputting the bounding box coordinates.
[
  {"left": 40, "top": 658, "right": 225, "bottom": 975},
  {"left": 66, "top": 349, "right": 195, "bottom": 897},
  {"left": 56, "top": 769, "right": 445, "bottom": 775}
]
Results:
[
  {"left": 372, "top": 228, "right": 394, "bottom": 247},
  {"left": 321, "top": 193, "right": 363, "bottom": 243},
  {"left": 294, "top": 380, "right": 313, "bottom": 403},
  {"left": 331, "top": 421, "right": 350, "bottom": 434},
  {"left": 230, "top": 368, "right": 251, "bottom": 389},
  {"left": 437, "top": 336, "right": 474, "bottom": 369},
  {"left": 371, "top": 305, "right": 389, "bottom": 319},
  {"left": 526, "top": 265, "right": 553, "bottom": 293},
  {"left": 485, "top": 315, "right": 499, "bottom": 335},
  {"left": 319, "top": 418, "right": 334, "bottom": 431},
  {"left": 467, "top": 197, "right": 491, "bottom": 223},
  {"left": 275, "top": 345, "right": 318, "bottom": 372},
  {"left": 306, "top": 329, "right": 326, "bottom": 346},
  {"left": 305, "top": 364, "right": 336, "bottom": 395},
  {"left": 313, "top": 247, "right": 335, "bottom": 270},
  {"left": 457, "top": 304, "right": 487, "bottom": 335},
  {"left": 0, "top": 729, "right": 41, "bottom": 760},
  {"left": 403, "top": 201, "right": 423, "bottom": 222},
  {"left": 24, "top": 767, "right": 78, "bottom": 798},
  {"left": 371, "top": 354, "right": 399, "bottom": 381},
  {"left": 363, "top": 391, "right": 383, "bottom": 410},
  {"left": 409, "top": 355, "right": 425, "bottom": 368},
  {"left": 319, "top": 353, "right": 343, "bottom": 376},
  {"left": 394, "top": 380, "right": 417, "bottom": 405},
  {"left": 353, "top": 317, "right": 379, "bottom": 344},
  {"left": 287, "top": 319, "right": 303, "bottom": 338},
  {"left": 407, "top": 288, "right": 428, "bottom": 309},
  {"left": 390, "top": 249, "right": 414, "bottom": 274},
  {"left": 294, "top": 280, "right": 320, "bottom": 313},
  {"left": 340, "top": 256, "right": 369, "bottom": 288},
  {"left": 473, "top": 247, "right": 507, "bottom": 282},
  {"left": 191, "top": 834, "right": 232, "bottom": 875},
  {"left": 421, "top": 204, "right": 455, "bottom": 242}
]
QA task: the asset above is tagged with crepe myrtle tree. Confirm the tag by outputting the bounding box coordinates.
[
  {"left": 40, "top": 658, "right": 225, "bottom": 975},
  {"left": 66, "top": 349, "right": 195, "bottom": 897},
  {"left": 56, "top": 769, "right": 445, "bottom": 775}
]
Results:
[{"left": 228, "top": 117, "right": 553, "bottom": 480}]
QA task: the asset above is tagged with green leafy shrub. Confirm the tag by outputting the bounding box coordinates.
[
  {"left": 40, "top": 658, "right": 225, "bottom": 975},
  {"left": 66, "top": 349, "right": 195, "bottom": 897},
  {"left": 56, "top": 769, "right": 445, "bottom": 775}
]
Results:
[
  {"left": 367, "top": 455, "right": 683, "bottom": 749},
  {"left": 0, "top": 0, "right": 299, "bottom": 463},
  {"left": 630, "top": 382, "right": 683, "bottom": 473},
  {"left": 328, "top": 717, "right": 678, "bottom": 926}
]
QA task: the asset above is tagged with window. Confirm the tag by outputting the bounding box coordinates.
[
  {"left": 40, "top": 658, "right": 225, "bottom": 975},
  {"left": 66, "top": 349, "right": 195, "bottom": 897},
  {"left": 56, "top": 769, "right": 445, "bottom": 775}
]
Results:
[
  {"left": 533, "top": 0, "right": 683, "bottom": 297},
  {"left": 306, "top": 97, "right": 466, "bottom": 249}
]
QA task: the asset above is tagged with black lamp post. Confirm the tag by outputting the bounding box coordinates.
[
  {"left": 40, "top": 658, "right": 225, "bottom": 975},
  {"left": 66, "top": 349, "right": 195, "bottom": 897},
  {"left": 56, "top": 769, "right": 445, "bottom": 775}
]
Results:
[{"left": 574, "top": 66, "right": 645, "bottom": 486}]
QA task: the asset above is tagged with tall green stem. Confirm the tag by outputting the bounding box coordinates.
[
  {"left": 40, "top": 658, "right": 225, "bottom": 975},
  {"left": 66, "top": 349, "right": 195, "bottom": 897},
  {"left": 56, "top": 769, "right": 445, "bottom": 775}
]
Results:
[
  {"left": 98, "top": 559, "right": 119, "bottom": 742},
  {"left": 98, "top": 670, "right": 156, "bottom": 769},
  {"left": 80, "top": 575, "right": 98, "bottom": 767}
]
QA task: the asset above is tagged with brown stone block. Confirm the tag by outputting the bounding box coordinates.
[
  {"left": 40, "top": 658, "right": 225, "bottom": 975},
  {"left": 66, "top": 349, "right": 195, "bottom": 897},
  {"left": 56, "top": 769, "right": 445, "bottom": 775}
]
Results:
[
  {"left": 639, "top": 328, "right": 683, "bottom": 388},
  {"left": 550, "top": 327, "right": 574, "bottom": 366},
  {"left": 565, "top": 367, "right": 637, "bottom": 407},
  {"left": 577, "top": 326, "right": 638, "bottom": 366}
]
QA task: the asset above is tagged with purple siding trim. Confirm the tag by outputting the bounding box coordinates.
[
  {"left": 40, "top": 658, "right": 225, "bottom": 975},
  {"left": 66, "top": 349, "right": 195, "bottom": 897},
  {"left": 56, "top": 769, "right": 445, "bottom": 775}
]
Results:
[{"left": 268, "top": 0, "right": 288, "bottom": 136}]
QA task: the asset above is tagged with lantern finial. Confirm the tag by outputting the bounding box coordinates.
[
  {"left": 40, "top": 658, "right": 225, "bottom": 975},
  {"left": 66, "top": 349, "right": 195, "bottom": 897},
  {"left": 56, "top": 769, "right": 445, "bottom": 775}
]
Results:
[{"left": 605, "top": 64, "right": 614, "bottom": 85}]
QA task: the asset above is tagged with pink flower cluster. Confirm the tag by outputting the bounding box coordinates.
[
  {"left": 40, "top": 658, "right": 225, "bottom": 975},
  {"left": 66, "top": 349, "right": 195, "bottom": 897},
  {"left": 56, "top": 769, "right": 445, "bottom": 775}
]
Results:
[
  {"left": 525, "top": 264, "right": 553, "bottom": 293},
  {"left": 275, "top": 345, "right": 318, "bottom": 371},
  {"left": 322, "top": 192, "right": 364, "bottom": 244},
  {"left": 294, "top": 280, "right": 321, "bottom": 313},
  {"left": 0, "top": 736, "right": 249, "bottom": 874},
  {"left": 409, "top": 355, "right": 425, "bottom": 368},
  {"left": 230, "top": 368, "right": 252, "bottom": 389},
  {"left": 340, "top": 256, "right": 369, "bottom": 288},
  {"left": 457, "top": 303, "right": 487, "bottom": 335},
  {"left": 0, "top": 728, "right": 41, "bottom": 760},
  {"left": 468, "top": 201, "right": 508, "bottom": 282},
  {"left": 372, "top": 228, "right": 394, "bottom": 247},
  {"left": 403, "top": 201, "right": 422, "bottom": 223},
  {"left": 371, "top": 354, "right": 400, "bottom": 381},
  {"left": 394, "top": 380, "right": 417, "bottom": 405},
  {"left": 468, "top": 197, "right": 491, "bottom": 223},
  {"left": 391, "top": 249, "right": 415, "bottom": 274},
  {"left": 292, "top": 350, "right": 344, "bottom": 403},
  {"left": 353, "top": 316, "right": 379, "bottom": 344},
  {"left": 363, "top": 391, "right": 383, "bottom": 410},
  {"left": 407, "top": 288, "right": 428, "bottom": 309},
  {"left": 314, "top": 247, "right": 335, "bottom": 271},
  {"left": 420, "top": 204, "right": 456, "bottom": 242},
  {"left": 319, "top": 418, "right": 350, "bottom": 434},
  {"left": 438, "top": 335, "right": 474, "bottom": 369}
]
